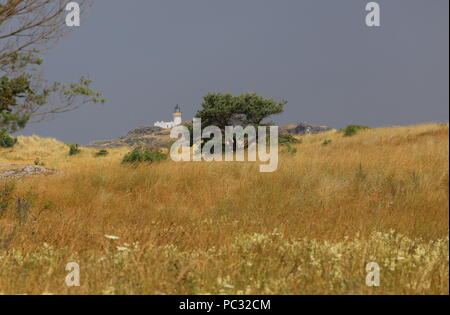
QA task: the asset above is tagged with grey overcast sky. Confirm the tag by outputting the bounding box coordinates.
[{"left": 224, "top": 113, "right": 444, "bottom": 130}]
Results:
[{"left": 18, "top": 0, "right": 449, "bottom": 144}]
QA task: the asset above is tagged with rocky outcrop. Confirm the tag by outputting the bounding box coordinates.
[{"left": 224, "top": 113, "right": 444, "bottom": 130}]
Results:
[
  {"left": 0, "top": 165, "right": 60, "bottom": 179},
  {"left": 88, "top": 125, "right": 172, "bottom": 150},
  {"left": 282, "top": 122, "right": 332, "bottom": 135},
  {"left": 88, "top": 121, "right": 333, "bottom": 149},
  {"left": 126, "top": 126, "right": 169, "bottom": 137}
]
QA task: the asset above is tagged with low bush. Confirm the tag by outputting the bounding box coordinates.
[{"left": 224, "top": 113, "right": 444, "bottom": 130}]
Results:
[
  {"left": 279, "top": 133, "right": 301, "bottom": 155},
  {"left": 122, "top": 148, "right": 167, "bottom": 164},
  {"left": 0, "top": 130, "right": 17, "bottom": 148},
  {"left": 95, "top": 149, "right": 109, "bottom": 157},
  {"left": 279, "top": 133, "right": 302, "bottom": 145},
  {"left": 341, "top": 125, "right": 370, "bottom": 137},
  {"left": 67, "top": 143, "right": 81, "bottom": 156}
]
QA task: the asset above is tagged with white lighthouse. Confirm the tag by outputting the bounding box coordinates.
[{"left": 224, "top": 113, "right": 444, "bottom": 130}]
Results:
[
  {"left": 154, "top": 105, "right": 182, "bottom": 129},
  {"left": 173, "top": 104, "right": 182, "bottom": 126}
]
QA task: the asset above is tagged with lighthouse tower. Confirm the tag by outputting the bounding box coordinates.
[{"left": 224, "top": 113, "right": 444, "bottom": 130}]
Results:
[
  {"left": 173, "top": 104, "right": 182, "bottom": 126},
  {"left": 154, "top": 105, "right": 182, "bottom": 129}
]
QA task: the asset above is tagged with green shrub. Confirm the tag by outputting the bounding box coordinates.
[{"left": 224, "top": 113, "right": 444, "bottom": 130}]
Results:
[
  {"left": 122, "top": 148, "right": 167, "bottom": 164},
  {"left": 95, "top": 149, "right": 109, "bottom": 157},
  {"left": 322, "top": 139, "right": 332, "bottom": 146},
  {"left": 341, "top": 125, "right": 370, "bottom": 137},
  {"left": 0, "top": 130, "right": 17, "bottom": 148},
  {"left": 67, "top": 143, "right": 81, "bottom": 156},
  {"left": 279, "top": 133, "right": 301, "bottom": 155},
  {"left": 279, "top": 133, "right": 302, "bottom": 145}
]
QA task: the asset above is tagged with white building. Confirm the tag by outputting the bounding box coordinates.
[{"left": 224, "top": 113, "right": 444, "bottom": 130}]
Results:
[{"left": 154, "top": 105, "right": 182, "bottom": 129}]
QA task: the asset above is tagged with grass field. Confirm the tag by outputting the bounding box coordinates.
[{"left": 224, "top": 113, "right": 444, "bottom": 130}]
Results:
[{"left": 0, "top": 123, "right": 448, "bottom": 295}]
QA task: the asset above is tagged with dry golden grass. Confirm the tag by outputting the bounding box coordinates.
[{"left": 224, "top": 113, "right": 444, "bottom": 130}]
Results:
[{"left": 0, "top": 123, "right": 448, "bottom": 295}]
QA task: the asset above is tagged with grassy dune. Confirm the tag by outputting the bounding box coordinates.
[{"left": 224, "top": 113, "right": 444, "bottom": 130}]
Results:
[{"left": 0, "top": 123, "right": 448, "bottom": 295}]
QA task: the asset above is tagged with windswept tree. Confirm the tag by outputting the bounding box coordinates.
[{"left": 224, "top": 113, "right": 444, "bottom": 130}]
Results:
[
  {"left": 0, "top": 0, "right": 105, "bottom": 133},
  {"left": 188, "top": 93, "right": 287, "bottom": 151},
  {"left": 195, "top": 93, "right": 287, "bottom": 131}
]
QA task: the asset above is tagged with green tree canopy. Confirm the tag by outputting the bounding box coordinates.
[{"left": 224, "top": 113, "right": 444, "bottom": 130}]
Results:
[{"left": 195, "top": 93, "right": 287, "bottom": 131}]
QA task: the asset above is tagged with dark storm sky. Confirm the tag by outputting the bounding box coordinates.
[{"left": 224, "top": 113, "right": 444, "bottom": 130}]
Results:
[{"left": 18, "top": 0, "right": 449, "bottom": 144}]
